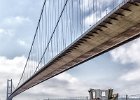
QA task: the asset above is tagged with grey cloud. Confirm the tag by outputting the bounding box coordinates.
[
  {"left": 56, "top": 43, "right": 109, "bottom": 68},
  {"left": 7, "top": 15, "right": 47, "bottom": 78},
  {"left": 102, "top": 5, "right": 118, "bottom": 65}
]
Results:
[
  {"left": 43, "top": 78, "right": 70, "bottom": 88},
  {"left": 0, "top": 0, "right": 44, "bottom": 58}
]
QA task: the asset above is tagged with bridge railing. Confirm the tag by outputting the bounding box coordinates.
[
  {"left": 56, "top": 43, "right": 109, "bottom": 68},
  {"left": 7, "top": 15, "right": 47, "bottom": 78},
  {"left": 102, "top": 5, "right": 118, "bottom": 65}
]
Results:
[
  {"left": 119, "top": 95, "right": 140, "bottom": 100},
  {"left": 17, "top": 0, "right": 128, "bottom": 88},
  {"left": 44, "top": 96, "right": 88, "bottom": 100},
  {"left": 42, "top": 95, "right": 140, "bottom": 100}
]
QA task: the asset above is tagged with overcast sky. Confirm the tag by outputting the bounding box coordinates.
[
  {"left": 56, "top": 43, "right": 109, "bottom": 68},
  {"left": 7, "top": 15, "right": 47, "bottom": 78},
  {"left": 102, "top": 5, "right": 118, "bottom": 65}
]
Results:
[{"left": 0, "top": 0, "right": 140, "bottom": 100}]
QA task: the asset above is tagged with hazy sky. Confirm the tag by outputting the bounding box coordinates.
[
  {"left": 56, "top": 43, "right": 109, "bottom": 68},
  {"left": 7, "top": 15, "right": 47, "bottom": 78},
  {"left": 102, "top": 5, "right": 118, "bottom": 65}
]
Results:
[{"left": 0, "top": 0, "right": 140, "bottom": 100}]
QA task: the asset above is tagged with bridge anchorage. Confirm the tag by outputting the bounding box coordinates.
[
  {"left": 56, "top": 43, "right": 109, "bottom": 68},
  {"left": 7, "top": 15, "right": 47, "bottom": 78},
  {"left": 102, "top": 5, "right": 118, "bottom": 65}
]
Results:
[{"left": 7, "top": 0, "right": 140, "bottom": 99}]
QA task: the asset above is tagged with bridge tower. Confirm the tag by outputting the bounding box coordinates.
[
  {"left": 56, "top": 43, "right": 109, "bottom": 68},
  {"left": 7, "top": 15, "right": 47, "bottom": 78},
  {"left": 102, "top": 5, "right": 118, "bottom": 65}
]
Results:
[{"left": 7, "top": 79, "right": 13, "bottom": 100}]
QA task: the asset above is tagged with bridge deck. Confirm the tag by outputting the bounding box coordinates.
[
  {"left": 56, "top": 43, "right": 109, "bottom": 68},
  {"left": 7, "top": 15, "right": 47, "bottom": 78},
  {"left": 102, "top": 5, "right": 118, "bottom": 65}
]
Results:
[{"left": 10, "top": 0, "right": 140, "bottom": 98}]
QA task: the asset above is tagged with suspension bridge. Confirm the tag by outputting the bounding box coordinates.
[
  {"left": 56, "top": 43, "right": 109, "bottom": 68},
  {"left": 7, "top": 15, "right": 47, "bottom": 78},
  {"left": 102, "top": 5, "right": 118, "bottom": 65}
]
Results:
[{"left": 7, "top": 0, "right": 140, "bottom": 100}]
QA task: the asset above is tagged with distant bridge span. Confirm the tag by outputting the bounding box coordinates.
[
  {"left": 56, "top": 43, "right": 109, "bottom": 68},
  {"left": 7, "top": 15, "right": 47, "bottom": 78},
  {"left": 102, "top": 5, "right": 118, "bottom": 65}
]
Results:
[{"left": 9, "top": 0, "right": 140, "bottom": 99}]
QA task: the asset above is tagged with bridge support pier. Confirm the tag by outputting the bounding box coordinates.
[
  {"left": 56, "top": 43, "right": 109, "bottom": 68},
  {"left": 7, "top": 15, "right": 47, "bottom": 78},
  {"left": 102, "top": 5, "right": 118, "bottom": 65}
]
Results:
[{"left": 7, "top": 79, "right": 13, "bottom": 100}]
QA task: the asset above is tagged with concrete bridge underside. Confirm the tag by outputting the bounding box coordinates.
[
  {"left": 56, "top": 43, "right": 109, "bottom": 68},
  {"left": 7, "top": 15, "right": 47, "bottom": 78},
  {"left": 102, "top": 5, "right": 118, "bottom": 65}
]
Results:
[{"left": 10, "top": 0, "right": 140, "bottom": 99}]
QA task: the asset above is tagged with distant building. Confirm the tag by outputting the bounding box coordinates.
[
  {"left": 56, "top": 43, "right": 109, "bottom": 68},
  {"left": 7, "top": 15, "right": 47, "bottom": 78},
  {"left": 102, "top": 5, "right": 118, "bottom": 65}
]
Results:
[{"left": 88, "top": 89, "right": 118, "bottom": 100}]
